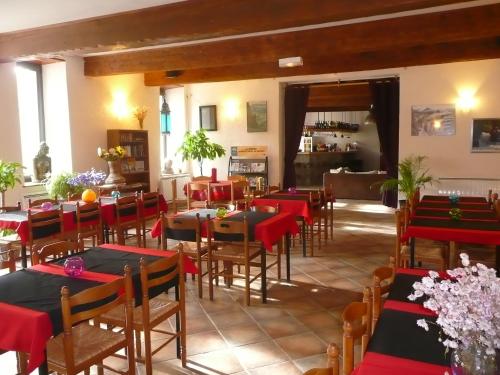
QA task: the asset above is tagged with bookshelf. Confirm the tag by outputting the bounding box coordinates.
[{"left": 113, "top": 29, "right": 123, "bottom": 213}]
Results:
[
  {"left": 107, "top": 129, "right": 150, "bottom": 191},
  {"left": 228, "top": 156, "right": 268, "bottom": 188}
]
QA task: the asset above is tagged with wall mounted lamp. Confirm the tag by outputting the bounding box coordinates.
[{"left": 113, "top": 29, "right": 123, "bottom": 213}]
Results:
[{"left": 160, "top": 93, "right": 171, "bottom": 134}]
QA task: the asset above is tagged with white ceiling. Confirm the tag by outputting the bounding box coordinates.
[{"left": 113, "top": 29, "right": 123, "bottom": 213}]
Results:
[{"left": 0, "top": 0, "right": 185, "bottom": 33}]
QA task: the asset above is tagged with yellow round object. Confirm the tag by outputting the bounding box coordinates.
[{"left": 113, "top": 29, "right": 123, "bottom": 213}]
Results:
[{"left": 81, "top": 189, "right": 97, "bottom": 203}]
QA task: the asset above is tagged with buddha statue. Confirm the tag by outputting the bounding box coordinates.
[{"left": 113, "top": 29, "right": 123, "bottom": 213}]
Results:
[{"left": 33, "top": 142, "right": 52, "bottom": 182}]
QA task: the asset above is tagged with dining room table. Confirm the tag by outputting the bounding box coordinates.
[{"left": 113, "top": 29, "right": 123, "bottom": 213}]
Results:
[
  {"left": 251, "top": 192, "right": 314, "bottom": 257},
  {"left": 353, "top": 268, "right": 452, "bottom": 375},
  {"left": 151, "top": 208, "right": 299, "bottom": 281},
  {"left": 0, "top": 194, "right": 168, "bottom": 267},
  {"left": 404, "top": 195, "right": 500, "bottom": 271},
  {"left": 0, "top": 243, "right": 195, "bottom": 375}
]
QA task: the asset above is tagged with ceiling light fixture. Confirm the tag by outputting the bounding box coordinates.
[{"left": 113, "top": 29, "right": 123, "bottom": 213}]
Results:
[
  {"left": 165, "top": 70, "right": 182, "bottom": 78},
  {"left": 278, "top": 56, "right": 303, "bottom": 68}
]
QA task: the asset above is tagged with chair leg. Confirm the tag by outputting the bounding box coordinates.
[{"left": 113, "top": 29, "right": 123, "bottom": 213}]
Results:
[
  {"left": 261, "top": 248, "right": 267, "bottom": 304},
  {"left": 277, "top": 241, "right": 282, "bottom": 280},
  {"left": 197, "top": 253, "right": 203, "bottom": 299},
  {"left": 144, "top": 327, "right": 153, "bottom": 375},
  {"left": 309, "top": 223, "right": 314, "bottom": 257},
  {"left": 135, "top": 330, "right": 142, "bottom": 359},
  {"left": 245, "top": 262, "right": 251, "bottom": 306},
  {"left": 208, "top": 257, "right": 214, "bottom": 301},
  {"left": 96, "top": 362, "right": 103, "bottom": 375}
]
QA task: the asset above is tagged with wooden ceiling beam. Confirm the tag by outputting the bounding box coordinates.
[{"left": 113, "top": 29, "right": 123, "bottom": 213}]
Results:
[
  {"left": 143, "top": 36, "right": 500, "bottom": 86},
  {"left": 86, "top": 4, "right": 500, "bottom": 76},
  {"left": 0, "top": 0, "right": 473, "bottom": 60}
]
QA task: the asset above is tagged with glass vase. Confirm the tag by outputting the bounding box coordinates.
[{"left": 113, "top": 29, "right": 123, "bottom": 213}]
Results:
[{"left": 451, "top": 340, "right": 497, "bottom": 375}]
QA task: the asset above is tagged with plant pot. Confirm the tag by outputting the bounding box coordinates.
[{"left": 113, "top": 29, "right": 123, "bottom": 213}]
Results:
[{"left": 105, "top": 160, "right": 125, "bottom": 185}]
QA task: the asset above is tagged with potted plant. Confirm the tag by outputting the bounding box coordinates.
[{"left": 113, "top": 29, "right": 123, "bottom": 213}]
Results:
[
  {"left": 46, "top": 172, "right": 84, "bottom": 200},
  {"left": 378, "top": 155, "right": 435, "bottom": 207},
  {"left": 0, "top": 161, "right": 23, "bottom": 207},
  {"left": 177, "top": 129, "right": 226, "bottom": 176}
]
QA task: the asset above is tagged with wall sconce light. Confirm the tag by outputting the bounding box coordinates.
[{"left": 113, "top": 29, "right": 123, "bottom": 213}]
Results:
[
  {"left": 223, "top": 98, "right": 240, "bottom": 120},
  {"left": 111, "top": 90, "right": 129, "bottom": 119},
  {"left": 160, "top": 94, "right": 171, "bottom": 134},
  {"left": 456, "top": 88, "right": 478, "bottom": 112}
]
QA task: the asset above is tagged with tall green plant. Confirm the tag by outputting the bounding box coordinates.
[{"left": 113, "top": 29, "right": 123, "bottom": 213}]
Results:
[
  {"left": 378, "top": 155, "right": 435, "bottom": 203},
  {"left": 0, "top": 161, "right": 23, "bottom": 206},
  {"left": 177, "top": 129, "right": 226, "bottom": 175}
]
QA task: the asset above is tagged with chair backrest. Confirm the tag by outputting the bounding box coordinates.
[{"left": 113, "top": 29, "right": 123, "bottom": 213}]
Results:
[
  {"left": 227, "top": 175, "right": 247, "bottom": 182},
  {"left": 28, "top": 198, "right": 59, "bottom": 208},
  {"left": 0, "top": 201, "right": 21, "bottom": 212},
  {"left": 323, "top": 184, "right": 334, "bottom": 203},
  {"left": 98, "top": 187, "right": 113, "bottom": 197},
  {"left": 76, "top": 201, "right": 102, "bottom": 239},
  {"left": 372, "top": 257, "right": 395, "bottom": 331},
  {"left": 342, "top": 287, "right": 372, "bottom": 375},
  {"left": 309, "top": 191, "right": 322, "bottom": 211},
  {"left": 207, "top": 215, "right": 249, "bottom": 252},
  {"left": 27, "top": 207, "right": 64, "bottom": 245},
  {"left": 0, "top": 248, "right": 16, "bottom": 273},
  {"left": 160, "top": 212, "right": 201, "bottom": 250},
  {"left": 139, "top": 244, "right": 184, "bottom": 329},
  {"left": 191, "top": 176, "right": 211, "bottom": 182},
  {"left": 60, "top": 265, "right": 133, "bottom": 374},
  {"left": 251, "top": 189, "right": 265, "bottom": 198},
  {"left": 140, "top": 190, "right": 160, "bottom": 220},
  {"left": 266, "top": 184, "right": 281, "bottom": 194},
  {"left": 170, "top": 179, "right": 187, "bottom": 214},
  {"left": 494, "top": 199, "right": 500, "bottom": 218},
  {"left": 394, "top": 209, "right": 407, "bottom": 267},
  {"left": 66, "top": 192, "right": 81, "bottom": 201},
  {"left": 114, "top": 195, "right": 139, "bottom": 225},
  {"left": 230, "top": 180, "right": 249, "bottom": 202},
  {"left": 250, "top": 203, "right": 279, "bottom": 213},
  {"left": 187, "top": 182, "right": 210, "bottom": 209},
  {"left": 32, "top": 240, "right": 77, "bottom": 265}
]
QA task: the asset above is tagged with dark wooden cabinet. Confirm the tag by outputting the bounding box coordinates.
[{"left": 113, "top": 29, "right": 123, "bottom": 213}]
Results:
[{"left": 107, "top": 129, "right": 150, "bottom": 191}]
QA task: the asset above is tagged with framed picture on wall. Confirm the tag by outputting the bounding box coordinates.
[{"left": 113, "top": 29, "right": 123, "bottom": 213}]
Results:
[
  {"left": 247, "top": 101, "right": 267, "bottom": 132},
  {"left": 411, "top": 104, "right": 456, "bottom": 136},
  {"left": 199, "top": 105, "right": 217, "bottom": 131},
  {"left": 471, "top": 118, "right": 500, "bottom": 152}
]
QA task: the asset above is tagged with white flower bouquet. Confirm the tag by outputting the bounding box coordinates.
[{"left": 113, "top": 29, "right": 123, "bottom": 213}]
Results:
[{"left": 409, "top": 253, "right": 500, "bottom": 355}]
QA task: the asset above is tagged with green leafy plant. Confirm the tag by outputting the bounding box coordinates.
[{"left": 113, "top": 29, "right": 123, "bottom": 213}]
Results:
[
  {"left": 377, "top": 155, "right": 435, "bottom": 206},
  {"left": 0, "top": 161, "right": 23, "bottom": 207},
  {"left": 45, "top": 172, "right": 84, "bottom": 199},
  {"left": 177, "top": 129, "right": 226, "bottom": 175}
]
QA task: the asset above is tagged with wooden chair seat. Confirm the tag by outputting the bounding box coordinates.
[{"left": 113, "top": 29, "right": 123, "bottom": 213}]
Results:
[
  {"left": 181, "top": 241, "right": 208, "bottom": 257},
  {"left": 47, "top": 323, "right": 127, "bottom": 372},
  {"left": 212, "top": 244, "right": 262, "bottom": 262},
  {"left": 101, "top": 298, "right": 179, "bottom": 329}
]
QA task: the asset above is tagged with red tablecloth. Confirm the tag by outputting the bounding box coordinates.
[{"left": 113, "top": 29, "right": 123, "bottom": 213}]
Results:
[
  {"left": 0, "top": 243, "right": 188, "bottom": 372},
  {"left": 404, "top": 224, "right": 500, "bottom": 245},
  {"left": 252, "top": 197, "right": 312, "bottom": 224},
  {"left": 182, "top": 181, "right": 244, "bottom": 202}
]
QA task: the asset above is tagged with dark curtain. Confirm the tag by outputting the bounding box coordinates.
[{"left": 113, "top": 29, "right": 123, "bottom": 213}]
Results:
[
  {"left": 283, "top": 85, "right": 309, "bottom": 189},
  {"left": 370, "top": 79, "right": 400, "bottom": 208}
]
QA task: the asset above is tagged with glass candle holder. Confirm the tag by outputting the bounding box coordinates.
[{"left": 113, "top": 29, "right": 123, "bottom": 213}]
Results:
[
  {"left": 64, "top": 256, "right": 85, "bottom": 277},
  {"left": 288, "top": 187, "right": 297, "bottom": 194}
]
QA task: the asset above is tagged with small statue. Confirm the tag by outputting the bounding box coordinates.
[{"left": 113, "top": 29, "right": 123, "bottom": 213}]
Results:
[
  {"left": 33, "top": 142, "right": 52, "bottom": 182},
  {"left": 164, "top": 159, "right": 174, "bottom": 175}
]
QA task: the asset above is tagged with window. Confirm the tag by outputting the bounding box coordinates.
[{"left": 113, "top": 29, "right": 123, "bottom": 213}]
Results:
[{"left": 15, "top": 63, "right": 45, "bottom": 181}]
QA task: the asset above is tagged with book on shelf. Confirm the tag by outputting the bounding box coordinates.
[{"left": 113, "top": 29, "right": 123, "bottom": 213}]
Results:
[
  {"left": 251, "top": 162, "right": 265, "bottom": 173},
  {"left": 135, "top": 160, "right": 145, "bottom": 171}
]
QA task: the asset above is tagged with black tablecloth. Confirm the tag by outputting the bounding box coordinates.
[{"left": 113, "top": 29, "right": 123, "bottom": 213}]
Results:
[
  {"left": 165, "top": 209, "right": 217, "bottom": 241},
  {"left": 414, "top": 208, "right": 498, "bottom": 220},
  {"left": 387, "top": 273, "right": 427, "bottom": 304},
  {"left": 410, "top": 218, "right": 500, "bottom": 231},
  {"left": 421, "top": 195, "right": 487, "bottom": 203},
  {"left": 214, "top": 211, "right": 276, "bottom": 242},
  {"left": 263, "top": 194, "right": 310, "bottom": 201},
  {"left": 367, "top": 308, "right": 449, "bottom": 366}
]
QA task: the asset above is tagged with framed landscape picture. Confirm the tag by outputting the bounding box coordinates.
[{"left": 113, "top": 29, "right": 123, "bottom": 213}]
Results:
[
  {"left": 471, "top": 118, "right": 500, "bottom": 152},
  {"left": 411, "top": 104, "right": 456, "bottom": 136},
  {"left": 199, "top": 105, "right": 217, "bottom": 131},
  {"left": 247, "top": 101, "right": 267, "bottom": 132}
]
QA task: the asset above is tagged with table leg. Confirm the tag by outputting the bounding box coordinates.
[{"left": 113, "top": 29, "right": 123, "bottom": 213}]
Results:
[
  {"left": 409, "top": 237, "right": 415, "bottom": 268},
  {"left": 302, "top": 217, "right": 306, "bottom": 257},
  {"left": 261, "top": 246, "right": 267, "bottom": 304},
  {"left": 449, "top": 241, "right": 457, "bottom": 269},
  {"left": 285, "top": 233, "right": 291, "bottom": 282},
  {"left": 175, "top": 285, "right": 181, "bottom": 358},
  {"left": 38, "top": 353, "right": 48, "bottom": 375},
  {"left": 104, "top": 225, "right": 110, "bottom": 244},
  {"left": 21, "top": 244, "right": 27, "bottom": 268}
]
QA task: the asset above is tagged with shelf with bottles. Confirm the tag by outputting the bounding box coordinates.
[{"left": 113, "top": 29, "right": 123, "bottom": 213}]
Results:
[{"left": 303, "top": 124, "right": 359, "bottom": 136}]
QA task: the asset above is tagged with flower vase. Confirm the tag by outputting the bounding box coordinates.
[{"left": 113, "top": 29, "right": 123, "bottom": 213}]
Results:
[
  {"left": 451, "top": 340, "right": 497, "bottom": 375},
  {"left": 138, "top": 118, "right": 144, "bottom": 129},
  {"left": 105, "top": 160, "right": 125, "bottom": 185}
]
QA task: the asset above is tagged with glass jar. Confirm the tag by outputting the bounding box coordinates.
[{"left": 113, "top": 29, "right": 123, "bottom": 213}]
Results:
[{"left": 451, "top": 340, "right": 497, "bottom": 375}]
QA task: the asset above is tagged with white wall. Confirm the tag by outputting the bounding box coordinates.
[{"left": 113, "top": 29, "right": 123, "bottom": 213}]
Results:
[
  {"left": 0, "top": 63, "right": 24, "bottom": 204},
  {"left": 164, "top": 87, "right": 188, "bottom": 173},
  {"left": 65, "top": 57, "right": 162, "bottom": 189},
  {"left": 185, "top": 79, "right": 281, "bottom": 184},
  {"left": 43, "top": 61, "right": 72, "bottom": 174}
]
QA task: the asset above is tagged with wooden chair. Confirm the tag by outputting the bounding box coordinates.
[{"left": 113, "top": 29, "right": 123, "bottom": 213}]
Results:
[
  {"left": 98, "top": 244, "right": 187, "bottom": 375},
  {"left": 76, "top": 201, "right": 103, "bottom": 249},
  {"left": 372, "top": 257, "right": 395, "bottom": 331},
  {"left": 161, "top": 212, "right": 208, "bottom": 298},
  {"left": 308, "top": 191, "right": 324, "bottom": 256},
  {"left": 108, "top": 195, "right": 141, "bottom": 247},
  {"left": 266, "top": 184, "right": 281, "bottom": 194},
  {"left": 28, "top": 198, "right": 59, "bottom": 208},
  {"left": 207, "top": 215, "right": 267, "bottom": 305},
  {"left": 230, "top": 180, "right": 250, "bottom": 209},
  {"left": 32, "top": 240, "right": 77, "bottom": 265},
  {"left": 0, "top": 202, "right": 23, "bottom": 258},
  {"left": 27, "top": 207, "right": 64, "bottom": 265},
  {"left": 323, "top": 184, "right": 335, "bottom": 240},
  {"left": 227, "top": 175, "right": 247, "bottom": 182},
  {"left": 66, "top": 192, "right": 81, "bottom": 201},
  {"left": 396, "top": 208, "right": 448, "bottom": 271},
  {"left": 191, "top": 176, "right": 211, "bottom": 182},
  {"left": 303, "top": 344, "right": 340, "bottom": 375},
  {"left": 140, "top": 190, "right": 161, "bottom": 247},
  {"left": 0, "top": 201, "right": 21, "bottom": 212},
  {"left": 342, "top": 287, "right": 372, "bottom": 375},
  {"left": 171, "top": 178, "right": 187, "bottom": 214},
  {"left": 46, "top": 266, "right": 135, "bottom": 375},
  {"left": 186, "top": 182, "right": 210, "bottom": 210}
]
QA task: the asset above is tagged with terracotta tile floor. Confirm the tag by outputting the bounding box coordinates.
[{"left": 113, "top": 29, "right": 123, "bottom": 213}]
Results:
[{"left": 1, "top": 200, "right": 397, "bottom": 374}]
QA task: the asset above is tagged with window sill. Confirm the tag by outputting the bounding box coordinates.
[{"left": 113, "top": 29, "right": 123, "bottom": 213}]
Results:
[{"left": 23, "top": 182, "right": 45, "bottom": 188}]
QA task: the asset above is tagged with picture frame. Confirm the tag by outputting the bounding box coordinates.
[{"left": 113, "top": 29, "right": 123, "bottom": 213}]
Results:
[
  {"left": 199, "top": 105, "right": 217, "bottom": 131},
  {"left": 471, "top": 118, "right": 500, "bottom": 153},
  {"left": 247, "top": 101, "right": 267, "bottom": 132},
  {"left": 411, "top": 104, "right": 456, "bottom": 136}
]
